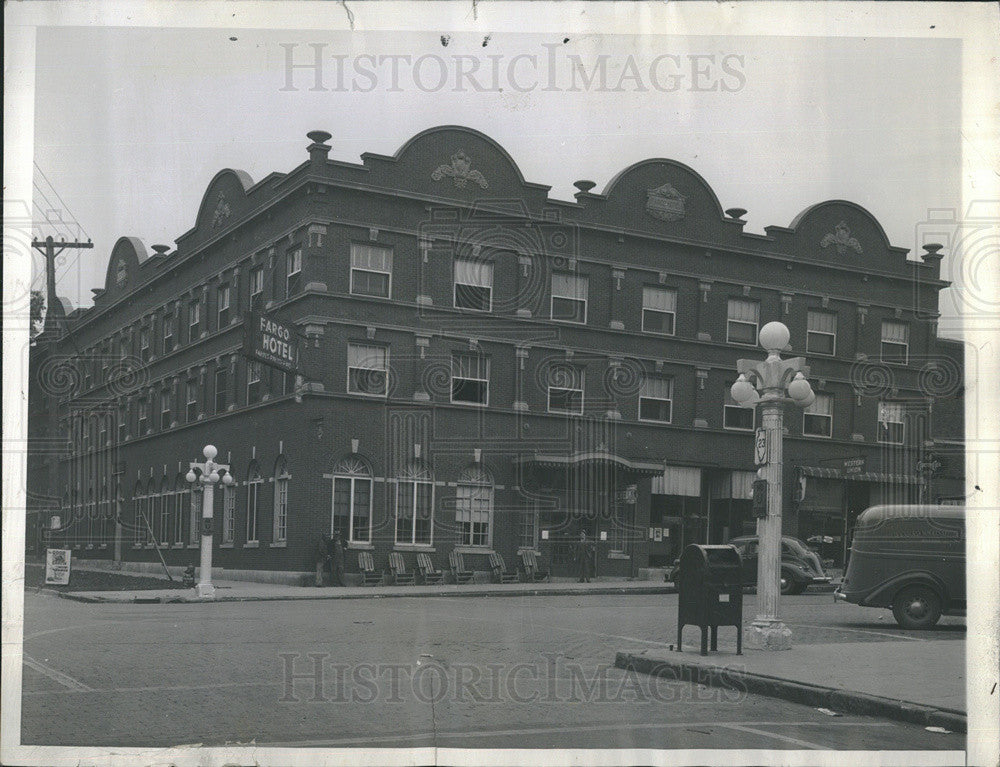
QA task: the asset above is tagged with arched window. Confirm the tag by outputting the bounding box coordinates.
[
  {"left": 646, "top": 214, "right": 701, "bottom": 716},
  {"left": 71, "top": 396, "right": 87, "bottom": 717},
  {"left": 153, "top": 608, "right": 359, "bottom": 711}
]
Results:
[
  {"left": 132, "top": 482, "right": 146, "bottom": 547},
  {"left": 188, "top": 479, "right": 201, "bottom": 546},
  {"left": 146, "top": 479, "right": 158, "bottom": 546},
  {"left": 272, "top": 456, "right": 290, "bottom": 544},
  {"left": 85, "top": 489, "right": 95, "bottom": 549},
  {"left": 395, "top": 462, "right": 433, "bottom": 545},
  {"left": 99, "top": 477, "right": 110, "bottom": 546},
  {"left": 221, "top": 479, "right": 235, "bottom": 545},
  {"left": 159, "top": 478, "right": 170, "bottom": 546},
  {"left": 245, "top": 462, "right": 262, "bottom": 544},
  {"left": 456, "top": 464, "right": 494, "bottom": 547},
  {"left": 331, "top": 455, "right": 372, "bottom": 544},
  {"left": 174, "top": 475, "right": 186, "bottom": 545}
]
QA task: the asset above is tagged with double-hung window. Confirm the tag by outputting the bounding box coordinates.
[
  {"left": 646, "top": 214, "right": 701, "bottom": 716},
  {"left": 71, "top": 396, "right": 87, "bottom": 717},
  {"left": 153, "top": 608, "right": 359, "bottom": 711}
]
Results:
[
  {"left": 878, "top": 401, "right": 905, "bottom": 444},
  {"left": 139, "top": 328, "right": 150, "bottom": 362},
  {"left": 247, "top": 361, "right": 262, "bottom": 404},
  {"left": 551, "top": 272, "right": 588, "bottom": 323},
  {"left": 456, "top": 474, "right": 493, "bottom": 547},
  {"left": 639, "top": 374, "right": 674, "bottom": 423},
  {"left": 803, "top": 392, "right": 834, "bottom": 437},
  {"left": 332, "top": 457, "right": 372, "bottom": 543},
  {"left": 286, "top": 248, "right": 302, "bottom": 296},
  {"left": 214, "top": 366, "right": 228, "bottom": 412},
  {"left": 217, "top": 284, "right": 231, "bottom": 327},
  {"left": 160, "top": 389, "right": 172, "bottom": 430},
  {"left": 807, "top": 311, "right": 837, "bottom": 355},
  {"left": 547, "top": 365, "right": 584, "bottom": 414},
  {"left": 350, "top": 244, "right": 392, "bottom": 298},
  {"left": 246, "top": 467, "right": 262, "bottom": 544},
  {"left": 396, "top": 468, "right": 433, "bottom": 545},
  {"left": 186, "top": 380, "right": 198, "bottom": 421},
  {"left": 163, "top": 312, "right": 174, "bottom": 353},
  {"left": 273, "top": 463, "right": 289, "bottom": 544},
  {"left": 451, "top": 353, "right": 489, "bottom": 405},
  {"left": 138, "top": 398, "right": 149, "bottom": 434},
  {"left": 347, "top": 344, "right": 388, "bottom": 396},
  {"left": 881, "top": 321, "right": 909, "bottom": 364},
  {"left": 454, "top": 258, "right": 493, "bottom": 311},
  {"left": 249, "top": 266, "right": 264, "bottom": 309},
  {"left": 724, "top": 382, "right": 755, "bottom": 430},
  {"left": 642, "top": 286, "right": 677, "bottom": 335},
  {"left": 189, "top": 299, "right": 200, "bottom": 340},
  {"left": 727, "top": 299, "right": 759, "bottom": 345},
  {"left": 221, "top": 485, "right": 235, "bottom": 544}
]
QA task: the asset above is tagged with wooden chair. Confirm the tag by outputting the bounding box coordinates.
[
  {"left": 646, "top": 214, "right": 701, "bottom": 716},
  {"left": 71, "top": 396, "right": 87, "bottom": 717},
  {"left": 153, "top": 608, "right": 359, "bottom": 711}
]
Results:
[
  {"left": 388, "top": 552, "right": 416, "bottom": 585},
  {"left": 520, "top": 549, "right": 549, "bottom": 583},
  {"left": 449, "top": 550, "right": 474, "bottom": 584},
  {"left": 357, "top": 551, "right": 382, "bottom": 586},
  {"left": 489, "top": 552, "right": 520, "bottom": 584},
  {"left": 416, "top": 553, "right": 444, "bottom": 585}
]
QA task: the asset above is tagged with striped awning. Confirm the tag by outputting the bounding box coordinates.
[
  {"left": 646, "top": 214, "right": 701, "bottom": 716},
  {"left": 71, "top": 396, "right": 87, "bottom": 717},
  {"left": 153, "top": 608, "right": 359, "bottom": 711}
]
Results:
[
  {"left": 799, "top": 466, "right": 922, "bottom": 485},
  {"left": 515, "top": 451, "right": 664, "bottom": 476}
]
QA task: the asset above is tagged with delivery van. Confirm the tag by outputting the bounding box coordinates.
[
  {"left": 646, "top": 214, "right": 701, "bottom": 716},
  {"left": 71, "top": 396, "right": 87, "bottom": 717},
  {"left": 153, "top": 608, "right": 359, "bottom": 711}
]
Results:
[{"left": 834, "top": 504, "right": 965, "bottom": 629}]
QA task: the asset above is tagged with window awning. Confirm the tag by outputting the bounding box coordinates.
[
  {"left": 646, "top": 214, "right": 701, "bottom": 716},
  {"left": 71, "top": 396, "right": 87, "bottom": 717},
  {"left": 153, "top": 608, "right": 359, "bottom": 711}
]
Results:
[
  {"left": 799, "top": 466, "right": 922, "bottom": 485},
  {"left": 515, "top": 451, "right": 664, "bottom": 477}
]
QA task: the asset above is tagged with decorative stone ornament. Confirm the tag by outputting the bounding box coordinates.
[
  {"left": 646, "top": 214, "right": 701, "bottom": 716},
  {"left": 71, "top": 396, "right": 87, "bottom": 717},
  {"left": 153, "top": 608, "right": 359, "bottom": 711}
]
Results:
[
  {"left": 645, "top": 183, "right": 686, "bottom": 222},
  {"left": 820, "top": 221, "right": 863, "bottom": 255},
  {"left": 431, "top": 151, "right": 488, "bottom": 189},
  {"left": 211, "top": 193, "right": 232, "bottom": 228}
]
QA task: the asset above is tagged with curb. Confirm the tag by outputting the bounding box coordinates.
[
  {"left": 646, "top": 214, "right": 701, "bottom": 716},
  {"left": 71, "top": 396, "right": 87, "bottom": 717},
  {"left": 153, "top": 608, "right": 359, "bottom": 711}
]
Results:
[
  {"left": 57, "top": 584, "right": 676, "bottom": 604},
  {"left": 614, "top": 652, "right": 967, "bottom": 734}
]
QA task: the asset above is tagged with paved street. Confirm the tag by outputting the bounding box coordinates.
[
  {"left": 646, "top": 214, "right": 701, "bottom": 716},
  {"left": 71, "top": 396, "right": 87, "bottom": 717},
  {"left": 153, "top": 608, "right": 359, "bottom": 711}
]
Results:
[{"left": 19, "top": 590, "right": 964, "bottom": 751}]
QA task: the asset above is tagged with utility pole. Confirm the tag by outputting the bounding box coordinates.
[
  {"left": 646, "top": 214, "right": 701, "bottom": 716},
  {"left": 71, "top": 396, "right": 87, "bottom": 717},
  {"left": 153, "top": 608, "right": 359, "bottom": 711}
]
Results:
[{"left": 31, "top": 234, "right": 93, "bottom": 334}]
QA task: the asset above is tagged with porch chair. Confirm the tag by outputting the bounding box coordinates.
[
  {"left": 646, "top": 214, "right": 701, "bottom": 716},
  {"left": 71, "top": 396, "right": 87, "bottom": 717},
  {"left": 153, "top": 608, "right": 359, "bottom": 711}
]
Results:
[
  {"left": 519, "top": 549, "right": 549, "bottom": 583},
  {"left": 449, "top": 550, "right": 475, "bottom": 584},
  {"left": 388, "top": 552, "right": 416, "bottom": 585},
  {"left": 489, "top": 552, "right": 520, "bottom": 584},
  {"left": 416, "top": 553, "right": 444, "bottom": 585},
  {"left": 357, "top": 551, "right": 383, "bottom": 586}
]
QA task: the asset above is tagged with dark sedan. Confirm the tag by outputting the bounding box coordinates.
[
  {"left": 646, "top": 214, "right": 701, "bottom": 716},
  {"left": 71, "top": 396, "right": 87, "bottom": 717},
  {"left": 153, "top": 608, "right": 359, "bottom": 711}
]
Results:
[{"left": 669, "top": 536, "right": 831, "bottom": 595}]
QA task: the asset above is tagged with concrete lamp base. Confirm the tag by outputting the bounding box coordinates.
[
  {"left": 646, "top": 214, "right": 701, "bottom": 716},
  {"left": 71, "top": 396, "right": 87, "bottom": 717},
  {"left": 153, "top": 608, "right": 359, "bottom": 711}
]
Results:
[
  {"left": 195, "top": 583, "right": 216, "bottom": 600},
  {"left": 745, "top": 619, "right": 793, "bottom": 651}
]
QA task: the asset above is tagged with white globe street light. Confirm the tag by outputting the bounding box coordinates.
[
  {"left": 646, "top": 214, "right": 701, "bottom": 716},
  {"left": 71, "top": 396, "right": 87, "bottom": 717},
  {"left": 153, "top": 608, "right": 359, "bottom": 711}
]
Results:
[
  {"left": 734, "top": 320, "right": 814, "bottom": 651},
  {"left": 186, "top": 445, "right": 234, "bottom": 600}
]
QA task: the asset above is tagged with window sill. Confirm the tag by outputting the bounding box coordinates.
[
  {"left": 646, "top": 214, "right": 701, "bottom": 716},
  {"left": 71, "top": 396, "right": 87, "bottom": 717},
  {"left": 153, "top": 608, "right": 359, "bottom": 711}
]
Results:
[
  {"left": 220, "top": 543, "right": 234, "bottom": 548},
  {"left": 394, "top": 543, "right": 436, "bottom": 552},
  {"left": 608, "top": 551, "right": 631, "bottom": 560},
  {"left": 269, "top": 541, "right": 287, "bottom": 548},
  {"left": 452, "top": 546, "right": 494, "bottom": 556},
  {"left": 188, "top": 543, "right": 200, "bottom": 548},
  {"left": 347, "top": 542, "right": 374, "bottom": 550},
  {"left": 244, "top": 541, "right": 260, "bottom": 548}
]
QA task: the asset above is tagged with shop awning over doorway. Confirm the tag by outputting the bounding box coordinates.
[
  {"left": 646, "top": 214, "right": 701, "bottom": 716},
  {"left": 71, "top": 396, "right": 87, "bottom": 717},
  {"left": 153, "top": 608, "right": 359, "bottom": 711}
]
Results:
[{"left": 799, "top": 466, "right": 923, "bottom": 485}]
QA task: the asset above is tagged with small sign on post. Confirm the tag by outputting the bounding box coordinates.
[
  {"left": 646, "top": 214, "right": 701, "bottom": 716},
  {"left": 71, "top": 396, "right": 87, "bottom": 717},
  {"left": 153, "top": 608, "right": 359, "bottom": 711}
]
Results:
[
  {"left": 754, "top": 428, "right": 769, "bottom": 466},
  {"left": 45, "top": 548, "right": 71, "bottom": 585}
]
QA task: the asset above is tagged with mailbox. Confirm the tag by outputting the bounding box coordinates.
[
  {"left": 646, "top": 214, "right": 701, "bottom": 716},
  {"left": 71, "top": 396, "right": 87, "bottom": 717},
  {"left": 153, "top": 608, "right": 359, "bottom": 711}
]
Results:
[{"left": 675, "top": 544, "right": 744, "bottom": 656}]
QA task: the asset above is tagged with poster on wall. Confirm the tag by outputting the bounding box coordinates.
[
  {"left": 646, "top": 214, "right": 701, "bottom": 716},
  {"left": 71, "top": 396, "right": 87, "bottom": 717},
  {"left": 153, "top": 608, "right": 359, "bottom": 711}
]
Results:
[{"left": 44, "top": 549, "right": 71, "bottom": 585}]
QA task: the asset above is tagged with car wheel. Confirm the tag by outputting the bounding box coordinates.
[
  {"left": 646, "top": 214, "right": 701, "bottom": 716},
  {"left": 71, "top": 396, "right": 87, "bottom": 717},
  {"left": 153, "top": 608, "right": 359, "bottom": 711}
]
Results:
[
  {"left": 779, "top": 572, "right": 797, "bottom": 595},
  {"left": 788, "top": 581, "right": 808, "bottom": 595},
  {"left": 892, "top": 585, "right": 942, "bottom": 629}
]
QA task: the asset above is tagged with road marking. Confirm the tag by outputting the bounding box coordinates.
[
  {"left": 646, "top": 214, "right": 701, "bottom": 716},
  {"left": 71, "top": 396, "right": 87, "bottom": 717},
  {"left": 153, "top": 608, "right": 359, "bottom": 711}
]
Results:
[
  {"left": 719, "top": 723, "right": 828, "bottom": 750},
  {"left": 22, "top": 680, "right": 279, "bottom": 696},
  {"left": 258, "top": 719, "right": 894, "bottom": 747},
  {"left": 23, "top": 655, "right": 93, "bottom": 692},
  {"left": 785, "top": 623, "right": 925, "bottom": 641}
]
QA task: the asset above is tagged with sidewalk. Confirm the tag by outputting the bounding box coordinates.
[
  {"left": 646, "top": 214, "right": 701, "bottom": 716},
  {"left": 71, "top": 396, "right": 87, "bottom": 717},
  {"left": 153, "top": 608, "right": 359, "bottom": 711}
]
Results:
[
  {"left": 45, "top": 577, "right": 675, "bottom": 604},
  {"left": 616, "top": 635, "right": 965, "bottom": 733}
]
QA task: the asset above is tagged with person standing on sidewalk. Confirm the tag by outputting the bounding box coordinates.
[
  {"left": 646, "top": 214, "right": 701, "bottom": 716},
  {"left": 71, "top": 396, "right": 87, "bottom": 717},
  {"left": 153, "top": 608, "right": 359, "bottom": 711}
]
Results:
[
  {"left": 330, "top": 532, "right": 346, "bottom": 586},
  {"left": 315, "top": 532, "right": 331, "bottom": 587},
  {"left": 576, "top": 530, "right": 594, "bottom": 583}
]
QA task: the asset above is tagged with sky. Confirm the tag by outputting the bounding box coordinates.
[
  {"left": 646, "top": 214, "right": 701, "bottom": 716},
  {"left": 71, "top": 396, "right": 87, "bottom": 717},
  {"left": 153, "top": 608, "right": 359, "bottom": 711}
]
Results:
[{"left": 29, "top": 21, "right": 964, "bottom": 332}]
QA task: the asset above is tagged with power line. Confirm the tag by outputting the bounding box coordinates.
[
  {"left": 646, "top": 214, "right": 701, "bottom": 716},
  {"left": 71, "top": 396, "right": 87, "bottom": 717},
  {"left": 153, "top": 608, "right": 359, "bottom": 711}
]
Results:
[
  {"left": 32, "top": 181, "right": 79, "bottom": 241},
  {"left": 33, "top": 162, "right": 92, "bottom": 241}
]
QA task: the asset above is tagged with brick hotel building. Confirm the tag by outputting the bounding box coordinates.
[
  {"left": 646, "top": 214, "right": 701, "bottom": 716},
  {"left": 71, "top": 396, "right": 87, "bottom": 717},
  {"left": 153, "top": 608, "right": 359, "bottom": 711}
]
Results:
[{"left": 26, "top": 126, "right": 965, "bottom": 581}]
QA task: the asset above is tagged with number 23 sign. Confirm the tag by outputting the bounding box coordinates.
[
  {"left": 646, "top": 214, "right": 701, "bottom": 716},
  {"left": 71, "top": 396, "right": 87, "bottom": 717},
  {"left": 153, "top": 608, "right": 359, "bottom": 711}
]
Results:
[{"left": 754, "top": 428, "right": 769, "bottom": 466}]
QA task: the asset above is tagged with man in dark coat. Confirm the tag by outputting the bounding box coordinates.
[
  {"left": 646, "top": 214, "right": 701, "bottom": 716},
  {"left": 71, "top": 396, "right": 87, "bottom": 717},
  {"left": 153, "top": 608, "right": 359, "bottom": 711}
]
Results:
[
  {"left": 576, "top": 530, "right": 594, "bottom": 583},
  {"left": 330, "top": 532, "right": 346, "bottom": 586},
  {"left": 315, "top": 532, "right": 331, "bottom": 587}
]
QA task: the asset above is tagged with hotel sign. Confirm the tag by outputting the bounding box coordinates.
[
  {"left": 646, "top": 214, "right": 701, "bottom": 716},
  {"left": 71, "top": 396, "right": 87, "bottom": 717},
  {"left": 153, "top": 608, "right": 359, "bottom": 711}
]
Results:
[{"left": 243, "top": 311, "right": 300, "bottom": 375}]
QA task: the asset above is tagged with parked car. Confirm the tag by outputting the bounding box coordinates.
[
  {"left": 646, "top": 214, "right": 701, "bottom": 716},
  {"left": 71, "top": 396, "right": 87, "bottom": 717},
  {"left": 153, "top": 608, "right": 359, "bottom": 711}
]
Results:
[
  {"left": 834, "top": 504, "right": 965, "bottom": 629},
  {"left": 668, "top": 535, "right": 831, "bottom": 595}
]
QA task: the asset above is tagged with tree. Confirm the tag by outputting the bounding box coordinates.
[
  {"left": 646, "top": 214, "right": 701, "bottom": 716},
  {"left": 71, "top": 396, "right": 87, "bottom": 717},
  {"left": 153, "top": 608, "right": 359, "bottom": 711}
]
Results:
[{"left": 30, "top": 290, "right": 45, "bottom": 338}]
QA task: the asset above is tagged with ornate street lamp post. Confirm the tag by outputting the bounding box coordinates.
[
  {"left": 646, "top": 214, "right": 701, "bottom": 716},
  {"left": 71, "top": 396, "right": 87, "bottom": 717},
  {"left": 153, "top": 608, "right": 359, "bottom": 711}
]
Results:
[
  {"left": 185, "top": 445, "right": 234, "bottom": 599},
  {"left": 731, "top": 321, "right": 815, "bottom": 650}
]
